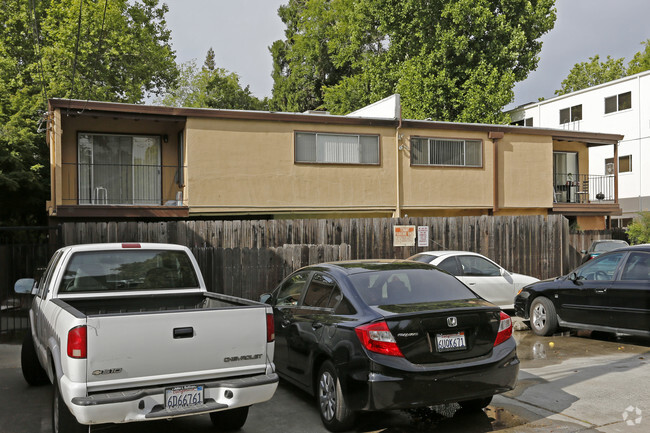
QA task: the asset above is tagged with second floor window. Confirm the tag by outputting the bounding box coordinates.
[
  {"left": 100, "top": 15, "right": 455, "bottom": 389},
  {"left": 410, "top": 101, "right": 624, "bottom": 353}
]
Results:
[
  {"left": 511, "top": 117, "right": 533, "bottom": 126},
  {"left": 411, "top": 137, "right": 482, "bottom": 167},
  {"left": 605, "top": 91, "right": 632, "bottom": 114},
  {"left": 559, "top": 104, "right": 582, "bottom": 124},
  {"left": 294, "top": 132, "right": 379, "bottom": 164},
  {"left": 605, "top": 155, "right": 632, "bottom": 174}
]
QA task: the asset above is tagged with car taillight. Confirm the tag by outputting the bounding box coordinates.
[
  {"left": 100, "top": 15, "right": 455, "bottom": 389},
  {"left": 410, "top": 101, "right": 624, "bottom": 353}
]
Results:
[
  {"left": 67, "top": 326, "right": 87, "bottom": 359},
  {"left": 355, "top": 321, "right": 403, "bottom": 357},
  {"left": 266, "top": 313, "right": 275, "bottom": 342},
  {"left": 493, "top": 311, "right": 513, "bottom": 346}
]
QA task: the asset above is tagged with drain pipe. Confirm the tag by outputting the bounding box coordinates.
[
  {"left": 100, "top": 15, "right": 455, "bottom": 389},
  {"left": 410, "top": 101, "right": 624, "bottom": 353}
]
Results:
[
  {"left": 394, "top": 104, "right": 403, "bottom": 218},
  {"left": 489, "top": 131, "right": 504, "bottom": 214}
]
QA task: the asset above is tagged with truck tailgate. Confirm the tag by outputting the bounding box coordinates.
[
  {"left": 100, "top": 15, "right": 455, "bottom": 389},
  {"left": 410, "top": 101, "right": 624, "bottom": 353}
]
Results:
[{"left": 85, "top": 306, "right": 269, "bottom": 391}]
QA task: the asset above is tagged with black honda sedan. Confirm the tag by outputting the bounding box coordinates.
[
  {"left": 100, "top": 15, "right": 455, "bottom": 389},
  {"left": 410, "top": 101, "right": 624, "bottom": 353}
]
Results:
[
  {"left": 262, "top": 260, "right": 519, "bottom": 432},
  {"left": 515, "top": 244, "right": 650, "bottom": 337}
]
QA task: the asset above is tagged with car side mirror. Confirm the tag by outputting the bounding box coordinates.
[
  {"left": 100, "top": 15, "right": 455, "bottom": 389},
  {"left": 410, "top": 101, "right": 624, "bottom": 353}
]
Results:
[
  {"left": 568, "top": 272, "right": 580, "bottom": 284},
  {"left": 259, "top": 293, "right": 272, "bottom": 305},
  {"left": 580, "top": 250, "right": 587, "bottom": 254},
  {"left": 14, "top": 278, "right": 36, "bottom": 295}
]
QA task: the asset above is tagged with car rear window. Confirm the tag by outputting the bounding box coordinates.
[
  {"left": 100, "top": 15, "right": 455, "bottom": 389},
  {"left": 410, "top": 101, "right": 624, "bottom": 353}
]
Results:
[
  {"left": 349, "top": 268, "right": 477, "bottom": 306},
  {"left": 59, "top": 250, "right": 200, "bottom": 292},
  {"left": 408, "top": 253, "right": 437, "bottom": 263}
]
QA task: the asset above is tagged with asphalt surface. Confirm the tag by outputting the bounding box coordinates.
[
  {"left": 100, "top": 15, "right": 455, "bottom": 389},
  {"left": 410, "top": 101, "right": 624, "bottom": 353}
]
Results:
[{"left": 1, "top": 321, "right": 649, "bottom": 433}]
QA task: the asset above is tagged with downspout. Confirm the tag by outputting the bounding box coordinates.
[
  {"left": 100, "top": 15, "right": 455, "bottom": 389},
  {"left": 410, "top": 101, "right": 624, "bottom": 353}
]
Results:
[
  {"left": 489, "top": 131, "right": 505, "bottom": 214},
  {"left": 394, "top": 105, "right": 403, "bottom": 218}
]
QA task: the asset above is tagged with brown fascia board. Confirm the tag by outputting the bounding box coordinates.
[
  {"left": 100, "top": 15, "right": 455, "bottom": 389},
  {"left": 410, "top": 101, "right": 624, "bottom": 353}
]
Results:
[{"left": 48, "top": 99, "right": 623, "bottom": 145}]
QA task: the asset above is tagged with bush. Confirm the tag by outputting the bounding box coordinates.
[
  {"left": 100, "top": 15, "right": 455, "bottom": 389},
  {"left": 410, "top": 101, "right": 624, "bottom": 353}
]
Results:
[{"left": 626, "top": 211, "right": 650, "bottom": 245}]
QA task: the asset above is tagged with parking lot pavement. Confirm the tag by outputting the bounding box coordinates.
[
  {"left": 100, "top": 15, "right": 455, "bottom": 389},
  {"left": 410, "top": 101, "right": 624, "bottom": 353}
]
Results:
[{"left": 1, "top": 327, "right": 649, "bottom": 433}]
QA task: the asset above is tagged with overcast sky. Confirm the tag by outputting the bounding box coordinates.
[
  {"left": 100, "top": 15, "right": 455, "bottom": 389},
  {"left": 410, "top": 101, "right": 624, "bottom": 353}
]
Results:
[{"left": 164, "top": 0, "right": 650, "bottom": 110}]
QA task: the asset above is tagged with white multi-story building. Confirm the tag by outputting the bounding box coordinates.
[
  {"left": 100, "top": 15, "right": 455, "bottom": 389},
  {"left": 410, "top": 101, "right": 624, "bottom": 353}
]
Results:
[{"left": 508, "top": 70, "right": 650, "bottom": 226}]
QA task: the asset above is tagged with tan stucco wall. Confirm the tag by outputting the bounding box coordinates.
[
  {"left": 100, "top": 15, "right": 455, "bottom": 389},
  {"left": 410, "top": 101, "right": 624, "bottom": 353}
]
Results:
[
  {"left": 56, "top": 113, "right": 184, "bottom": 207},
  {"left": 185, "top": 118, "right": 397, "bottom": 215},
  {"left": 576, "top": 215, "right": 606, "bottom": 230}
]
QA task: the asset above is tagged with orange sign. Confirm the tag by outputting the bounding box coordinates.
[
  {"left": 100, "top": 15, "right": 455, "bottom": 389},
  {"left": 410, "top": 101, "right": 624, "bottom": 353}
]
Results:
[{"left": 393, "top": 225, "right": 416, "bottom": 247}]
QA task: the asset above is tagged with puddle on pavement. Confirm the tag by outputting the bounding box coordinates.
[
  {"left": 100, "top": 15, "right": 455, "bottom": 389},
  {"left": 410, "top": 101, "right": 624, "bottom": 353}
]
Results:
[{"left": 355, "top": 403, "right": 528, "bottom": 432}]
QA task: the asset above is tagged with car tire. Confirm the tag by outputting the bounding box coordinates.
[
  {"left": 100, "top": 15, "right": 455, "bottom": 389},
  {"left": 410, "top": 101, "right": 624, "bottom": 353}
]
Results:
[
  {"left": 53, "top": 377, "right": 86, "bottom": 433},
  {"left": 459, "top": 396, "right": 493, "bottom": 411},
  {"left": 317, "top": 360, "right": 355, "bottom": 432},
  {"left": 20, "top": 333, "right": 49, "bottom": 386},
  {"left": 210, "top": 407, "right": 249, "bottom": 431},
  {"left": 529, "top": 297, "right": 558, "bottom": 336}
]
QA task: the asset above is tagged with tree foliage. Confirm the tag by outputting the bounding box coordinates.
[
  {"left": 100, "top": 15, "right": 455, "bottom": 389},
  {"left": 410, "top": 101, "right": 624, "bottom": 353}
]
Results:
[
  {"left": 555, "top": 55, "right": 626, "bottom": 96},
  {"left": 556, "top": 40, "right": 650, "bottom": 95},
  {"left": 626, "top": 211, "right": 650, "bottom": 245},
  {"left": 156, "top": 50, "right": 268, "bottom": 110},
  {"left": 0, "top": 0, "right": 177, "bottom": 225},
  {"left": 269, "top": 0, "right": 557, "bottom": 122}
]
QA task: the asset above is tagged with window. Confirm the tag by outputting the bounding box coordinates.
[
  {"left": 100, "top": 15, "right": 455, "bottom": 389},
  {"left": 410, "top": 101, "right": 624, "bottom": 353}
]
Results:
[
  {"left": 605, "top": 91, "right": 631, "bottom": 114},
  {"left": 276, "top": 272, "right": 309, "bottom": 306},
  {"left": 411, "top": 137, "right": 482, "bottom": 167},
  {"left": 303, "top": 274, "right": 340, "bottom": 308},
  {"left": 457, "top": 256, "right": 501, "bottom": 277},
  {"left": 78, "top": 133, "right": 161, "bottom": 205},
  {"left": 621, "top": 252, "right": 650, "bottom": 281},
  {"left": 575, "top": 252, "right": 625, "bottom": 281},
  {"left": 605, "top": 155, "right": 632, "bottom": 174},
  {"left": 437, "top": 257, "right": 461, "bottom": 275},
  {"left": 510, "top": 117, "right": 533, "bottom": 126},
  {"left": 559, "top": 104, "right": 582, "bottom": 124},
  {"left": 295, "top": 132, "right": 379, "bottom": 164}
]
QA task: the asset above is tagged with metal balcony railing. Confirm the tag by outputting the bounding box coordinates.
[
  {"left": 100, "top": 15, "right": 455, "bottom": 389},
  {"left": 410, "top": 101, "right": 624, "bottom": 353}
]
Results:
[
  {"left": 61, "top": 163, "right": 185, "bottom": 206},
  {"left": 553, "top": 173, "right": 615, "bottom": 204}
]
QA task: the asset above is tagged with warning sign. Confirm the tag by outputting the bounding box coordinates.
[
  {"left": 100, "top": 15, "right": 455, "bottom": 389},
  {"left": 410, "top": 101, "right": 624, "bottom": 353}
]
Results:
[
  {"left": 393, "top": 225, "right": 416, "bottom": 247},
  {"left": 417, "top": 226, "right": 429, "bottom": 247}
]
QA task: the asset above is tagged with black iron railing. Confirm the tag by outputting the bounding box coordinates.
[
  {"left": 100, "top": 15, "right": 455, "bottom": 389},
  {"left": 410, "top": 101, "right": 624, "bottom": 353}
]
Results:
[
  {"left": 61, "top": 163, "right": 185, "bottom": 206},
  {"left": 553, "top": 173, "right": 615, "bottom": 204}
]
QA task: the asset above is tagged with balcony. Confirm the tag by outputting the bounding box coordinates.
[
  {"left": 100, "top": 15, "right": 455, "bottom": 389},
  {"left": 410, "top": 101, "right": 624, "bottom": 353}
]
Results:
[
  {"left": 552, "top": 173, "right": 620, "bottom": 216},
  {"left": 55, "top": 163, "right": 189, "bottom": 219}
]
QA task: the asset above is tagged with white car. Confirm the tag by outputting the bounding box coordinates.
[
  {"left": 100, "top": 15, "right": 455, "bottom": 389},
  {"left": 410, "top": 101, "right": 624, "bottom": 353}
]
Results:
[{"left": 408, "top": 251, "right": 538, "bottom": 310}]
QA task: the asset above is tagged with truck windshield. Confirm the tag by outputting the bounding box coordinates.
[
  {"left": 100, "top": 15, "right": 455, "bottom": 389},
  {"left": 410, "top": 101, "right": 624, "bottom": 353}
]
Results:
[{"left": 59, "top": 250, "right": 200, "bottom": 292}]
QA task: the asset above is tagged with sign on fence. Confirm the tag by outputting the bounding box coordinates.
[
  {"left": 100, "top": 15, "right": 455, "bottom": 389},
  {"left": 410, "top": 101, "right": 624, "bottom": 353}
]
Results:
[
  {"left": 393, "top": 225, "right": 416, "bottom": 247},
  {"left": 417, "top": 226, "right": 429, "bottom": 247}
]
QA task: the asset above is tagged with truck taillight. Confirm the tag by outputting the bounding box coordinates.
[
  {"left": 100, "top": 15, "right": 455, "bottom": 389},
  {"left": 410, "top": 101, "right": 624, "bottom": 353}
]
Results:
[
  {"left": 266, "top": 313, "right": 275, "bottom": 342},
  {"left": 122, "top": 243, "right": 141, "bottom": 248},
  {"left": 67, "top": 326, "right": 87, "bottom": 359},
  {"left": 493, "top": 311, "right": 513, "bottom": 346}
]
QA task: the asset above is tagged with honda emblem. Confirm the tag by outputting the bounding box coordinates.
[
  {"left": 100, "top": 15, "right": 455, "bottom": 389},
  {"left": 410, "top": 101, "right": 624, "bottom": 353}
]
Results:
[{"left": 447, "top": 316, "right": 457, "bottom": 327}]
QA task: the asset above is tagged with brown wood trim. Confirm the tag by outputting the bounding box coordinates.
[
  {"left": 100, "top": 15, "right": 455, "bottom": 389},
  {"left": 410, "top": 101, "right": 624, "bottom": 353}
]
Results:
[
  {"left": 551, "top": 203, "right": 622, "bottom": 216},
  {"left": 55, "top": 206, "right": 190, "bottom": 219}
]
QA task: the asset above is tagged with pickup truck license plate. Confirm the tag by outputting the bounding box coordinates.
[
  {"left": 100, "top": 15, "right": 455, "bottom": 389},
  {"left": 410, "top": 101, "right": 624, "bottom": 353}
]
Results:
[
  {"left": 436, "top": 331, "right": 466, "bottom": 352},
  {"left": 165, "top": 385, "right": 204, "bottom": 409}
]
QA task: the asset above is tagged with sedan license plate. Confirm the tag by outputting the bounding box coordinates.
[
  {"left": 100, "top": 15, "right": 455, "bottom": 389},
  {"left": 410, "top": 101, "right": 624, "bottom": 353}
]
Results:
[
  {"left": 165, "top": 385, "right": 204, "bottom": 409},
  {"left": 436, "top": 331, "right": 466, "bottom": 352}
]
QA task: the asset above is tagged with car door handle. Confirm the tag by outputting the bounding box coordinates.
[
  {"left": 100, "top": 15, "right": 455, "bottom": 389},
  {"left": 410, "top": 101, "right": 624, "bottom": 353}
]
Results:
[
  {"left": 595, "top": 289, "right": 607, "bottom": 294},
  {"left": 468, "top": 282, "right": 476, "bottom": 286},
  {"left": 281, "top": 319, "right": 291, "bottom": 328}
]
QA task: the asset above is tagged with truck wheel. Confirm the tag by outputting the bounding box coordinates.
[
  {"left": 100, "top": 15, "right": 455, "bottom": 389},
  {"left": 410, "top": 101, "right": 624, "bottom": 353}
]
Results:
[
  {"left": 317, "top": 360, "right": 355, "bottom": 432},
  {"left": 530, "top": 297, "right": 558, "bottom": 336},
  {"left": 20, "top": 333, "right": 48, "bottom": 386},
  {"left": 459, "top": 396, "right": 493, "bottom": 411},
  {"left": 210, "top": 406, "right": 249, "bottom": 431},
  {"left": 53, "top": 379, "right": 86, "bottom": 433}
]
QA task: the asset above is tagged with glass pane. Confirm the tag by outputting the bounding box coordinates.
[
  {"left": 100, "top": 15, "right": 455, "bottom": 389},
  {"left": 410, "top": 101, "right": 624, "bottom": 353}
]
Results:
[
  {"left": 359, "top": 135, "right": 379, "bottom": 164},
  {"left": 78, "top": 134, "right": 93, "bottom": 205},
  {"left": 410, "top": 138, "right": 429, "bottom": 164},
  {"left": 465, "top": 140, "right": 482, "bottom": 166},
  {"left": 458, "top": 256, "right": 501, "bottom": 277},
  {"left": 525, "top": 118, "right": 533, "bottom": 126},
  {"left": 295, "top": 132, "right": 316, "bottom": 162},
  {"left": 571, "top": 104, "right": 582, "bottom": 121},
  {"left": 303, "top": 274, "right": 336, "bottom": 308},
  {"left": 559, "top": 108, "right": 570, "bottom": 124},
  {"left": 576, "top": 252, "right": 625, "bottom": 281},
  {"left": 133, "top": 137, "right": 161, "bottom": 205},
  {"left": 437, "top": 257, "right": 461, "bottom": 275},
  {"left": 317, "top": 134, "right": 360, "bottom": 163},
  {"left": 619, "top": 155, "right": 632, "bottom": 173},
  {"left": 431, "top": 139, "right": 463, "bottom": 165},
  {"left": 276, "top": 272, "right": 309, "bottom": 306},
  {"left": 618, "top": 91, "right": 631, "bottom": 110},
  {"left": 604, "top": 96, "right": 617, "bottom": 114},
  {"left": 93, "top": 135, "right": 132, "bottom": 205},
  {"left": 621, "top": 253, "right": 650, "bottom": 281}
]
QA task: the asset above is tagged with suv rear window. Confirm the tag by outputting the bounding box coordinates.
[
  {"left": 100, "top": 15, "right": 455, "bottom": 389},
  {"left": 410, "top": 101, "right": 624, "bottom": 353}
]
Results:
[
  {"left": 59, "top": 250, "right": 199, "bottom": 292},
  {"left": 349, "top": 268, "right": 476, "bottom": 306}
]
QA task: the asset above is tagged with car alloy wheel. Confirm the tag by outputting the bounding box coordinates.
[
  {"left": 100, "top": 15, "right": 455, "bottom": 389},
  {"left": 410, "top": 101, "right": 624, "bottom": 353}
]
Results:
[
  {"left": 532, "top": 302, "right": 547, "bottom": 331},
  {"left": 319, "top": 370, "right": 336, "bottom": 421},
  {"left": 529, "top": 297, "right": 558, "bottom": 336},
  {"left": 316, "top": 360, "right": 355, "bottom": 432}
]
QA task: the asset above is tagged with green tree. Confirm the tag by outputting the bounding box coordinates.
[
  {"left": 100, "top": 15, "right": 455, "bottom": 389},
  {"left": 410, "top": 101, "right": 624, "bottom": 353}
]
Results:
[
  {"left": 626, "top": 211, "right": 650, "bottom": 245},
  {"left": 156, "top": 51, "right": 268, "bottom": 110},
  {"left": 555, "top": 55, "right": 627, "bottom": 96},
  {"left": 627, "top": 39, "right": 650, "bottom": 75},
  {"left": 270, "top": 0, "right": 556, "bottom": 122},
  {"left": 0, "top": 0, "right": 177, "bottom": 225}
]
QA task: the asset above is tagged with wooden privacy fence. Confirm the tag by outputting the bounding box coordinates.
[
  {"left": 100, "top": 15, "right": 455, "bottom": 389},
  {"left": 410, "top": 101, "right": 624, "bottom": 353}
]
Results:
[
  {"left": 192, "top": 244, "right": 351, "bottom": 300},
  {"left": 60, "top": 215, "right": 574, "bottom": 293}
]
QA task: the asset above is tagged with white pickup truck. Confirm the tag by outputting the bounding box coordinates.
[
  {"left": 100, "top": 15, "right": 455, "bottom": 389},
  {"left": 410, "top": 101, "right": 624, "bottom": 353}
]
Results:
[{"left": 14, "top": 242, "right": 277, "bottom": 432}]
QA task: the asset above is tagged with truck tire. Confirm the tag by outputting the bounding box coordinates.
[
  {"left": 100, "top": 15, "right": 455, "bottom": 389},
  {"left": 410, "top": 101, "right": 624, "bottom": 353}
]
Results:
[
  {"left": 317, "top": 360, "right": 355, "bottom": 432},
  {"left": 20, "top": 333, "right": 49, "bottom": 386},
  {"left": 210, "top": 406, "right": 249, "bottom": 431},
  {"left": 530, "top": 297, "right": 558, "bottom": 336},
  {"left": 53, "top": 378, "right": 86, "bottom": 433}
]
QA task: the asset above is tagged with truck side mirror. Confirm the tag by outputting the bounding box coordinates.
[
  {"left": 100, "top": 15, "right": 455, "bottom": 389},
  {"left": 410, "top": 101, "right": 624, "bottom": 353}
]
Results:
[
  {"left": 14, "top": 278, "right": 36, "bottom": 295},
  {"left": 259, "top": 293, "right": 272, "bottom": 305}
]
